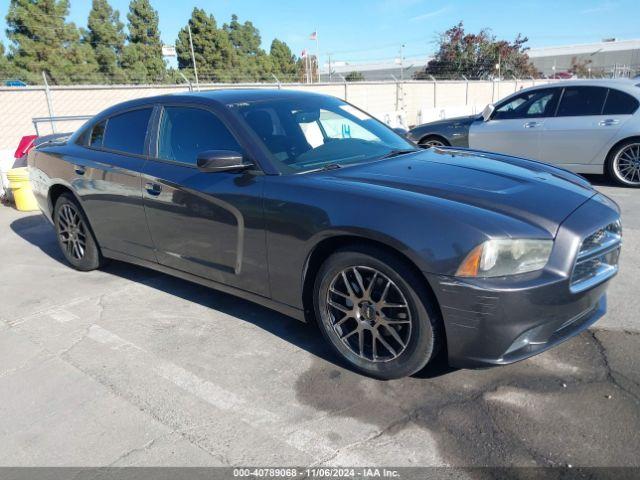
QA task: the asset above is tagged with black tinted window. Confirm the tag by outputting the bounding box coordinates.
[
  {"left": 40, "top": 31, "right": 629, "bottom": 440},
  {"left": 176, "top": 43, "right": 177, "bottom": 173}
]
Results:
[
  {"left": 158, "top": 107, "right": 241, "bottom": 165},
  {"left": 557, "top": 87, "right": 607, "bottom": 117},
  {"left": 603, "top": 89, "right": 639, "bottom": 115},
  {"left": 89, "top": 121, "right": 105, "bottom": 147},
  {"left": 103, "top": 108, "right": 152, "bottom": 155}
]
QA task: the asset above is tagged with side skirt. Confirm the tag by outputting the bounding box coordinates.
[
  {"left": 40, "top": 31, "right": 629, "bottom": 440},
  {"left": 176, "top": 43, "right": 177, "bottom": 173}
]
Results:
[{"left": 102, "top": 247, "right": 306, "bottom": 322}]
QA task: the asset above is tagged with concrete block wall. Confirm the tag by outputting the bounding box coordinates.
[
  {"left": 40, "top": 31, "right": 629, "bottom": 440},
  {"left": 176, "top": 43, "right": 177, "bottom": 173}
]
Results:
[{"left": 0, "top": 79, "right": 556, "bottom": 151}]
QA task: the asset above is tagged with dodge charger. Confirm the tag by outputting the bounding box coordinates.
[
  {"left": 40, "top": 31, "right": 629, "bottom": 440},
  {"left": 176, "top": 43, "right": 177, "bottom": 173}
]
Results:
[{"left": 28, "top": 89, "right": 622, "bottom": 379}]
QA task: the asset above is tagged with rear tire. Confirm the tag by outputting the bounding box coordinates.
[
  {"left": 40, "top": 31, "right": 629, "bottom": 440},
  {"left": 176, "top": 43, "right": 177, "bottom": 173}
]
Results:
[
  {"left": 313, "top": 246, "right": 442, "bottom": 379},
  {"left": 606, "top": 139, "right": 640, "bottom": 187},
  {"left": 54, "top": 193, "right": 104, "bottom": 271}
]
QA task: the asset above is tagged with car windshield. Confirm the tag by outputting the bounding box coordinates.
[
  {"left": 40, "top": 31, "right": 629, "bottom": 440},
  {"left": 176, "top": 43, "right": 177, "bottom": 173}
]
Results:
[{"left": 228, "top": 95, "right": 417, "bottom": 173}]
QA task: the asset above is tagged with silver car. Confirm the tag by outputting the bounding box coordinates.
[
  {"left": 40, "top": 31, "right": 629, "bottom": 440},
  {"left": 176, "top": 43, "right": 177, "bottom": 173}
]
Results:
[{"left": 407, "top": 79, "right": 640, "bottom": 187}]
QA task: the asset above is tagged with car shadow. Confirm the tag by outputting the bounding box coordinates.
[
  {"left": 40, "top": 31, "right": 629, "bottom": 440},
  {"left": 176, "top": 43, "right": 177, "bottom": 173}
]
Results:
[
  {"left": 9, "top": 213, "right": 456, "bottom": 381},
  {"left": 584, "top": 174, "right": 616, "bottom": 187}
]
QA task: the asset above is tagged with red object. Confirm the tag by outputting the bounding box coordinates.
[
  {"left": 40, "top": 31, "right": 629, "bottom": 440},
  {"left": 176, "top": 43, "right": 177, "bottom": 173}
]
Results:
[{"left": 14, "top": 134, "right": 37, "bottom": 159}]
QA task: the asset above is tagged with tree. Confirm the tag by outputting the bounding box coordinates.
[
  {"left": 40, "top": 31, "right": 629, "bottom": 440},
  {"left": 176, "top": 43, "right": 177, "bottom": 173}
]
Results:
[
  {"left": 5, "top": 0, "right": 92, "bottom": 84},
  {"left": 414, "top": 22, "right": 538, "bottom": 80},
  {"left": 345, "top": 71, "right": 364, "bottom": 82},
  {"left": 296, "top": 55, "right": 318, "bottom": 83},
  {"left": 176, "top": 8, "right": 235, "bottom": 82},
  {"left": 86, "top": 0, "right": 126, "bottom": 83},
  {"left": 0, "top": 42, "right": 17, "bottom": 81},
  {"left": 224, "top": 14, "right": 262, "bottom": 56},
  {"left": 223, "top": 14, "right": 273, "bottom": 82},
  {"left": 569, "top": 56, "right": 593, "bottom": 78},
  {"left": 270, "top": 39, "right": 297, "bottom": 81},
  {"left": 121, "top": 0, "right": 165, "bottom": 83}
]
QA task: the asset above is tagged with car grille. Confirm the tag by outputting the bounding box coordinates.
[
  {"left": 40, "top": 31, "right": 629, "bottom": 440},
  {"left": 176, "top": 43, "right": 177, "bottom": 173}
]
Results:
[{"left": 570, "top": 220, "right": 622, "bottom": 293}]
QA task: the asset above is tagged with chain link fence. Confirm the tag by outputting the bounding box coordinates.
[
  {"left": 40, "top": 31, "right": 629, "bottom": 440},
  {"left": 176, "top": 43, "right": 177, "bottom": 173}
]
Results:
[{"left": 0, "top": 78, "right": 558, "bottom": 153}]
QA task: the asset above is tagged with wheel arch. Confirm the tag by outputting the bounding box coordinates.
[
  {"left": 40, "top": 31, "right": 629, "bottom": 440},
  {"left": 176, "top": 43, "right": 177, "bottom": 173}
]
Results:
[
  {"left": 301, "top": 235, "right": 444, "bottom": 334},
  {"left": 48, "top": 182, "right": 79, "bottom": 215},
  {"left": 606, "top": 135, "right": 640, "bottom": 161},
  {"left": 418, "top": 133, "right": 450, "bottom": 147},
  {"left": 605, "top": 135, "right": 640, "bottom": 185}
]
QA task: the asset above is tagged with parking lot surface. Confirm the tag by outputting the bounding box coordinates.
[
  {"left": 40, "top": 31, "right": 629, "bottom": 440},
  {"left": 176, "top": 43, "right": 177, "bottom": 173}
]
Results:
[{"left": 0, "top": 177, "right": 639, "bottom": 467}]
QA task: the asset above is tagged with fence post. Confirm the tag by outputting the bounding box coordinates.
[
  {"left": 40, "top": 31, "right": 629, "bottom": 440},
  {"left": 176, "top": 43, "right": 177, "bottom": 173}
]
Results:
[
  {"left": 462, "top": 75, "right": 469, "bottom": 106},
  {"left": 429, "top": 75, "right": 437, "bottom": 109},
  {"left": 178, "top": 72, "right": 193, "bottom": 91},
  {"left": 391, "top": 75, "right": 400, "bottom": 111},
  {"left": 338, "top": 74, "right": 348, "bottom": 101},
  {"left": 42, "top": 71, "right": 56, "bottom": 133}
]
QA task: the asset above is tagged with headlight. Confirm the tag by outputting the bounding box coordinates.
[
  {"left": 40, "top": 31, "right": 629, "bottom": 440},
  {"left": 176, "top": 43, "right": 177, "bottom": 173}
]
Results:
[{"left": 456, "top": 239, "right": 553, "bottom": 278}]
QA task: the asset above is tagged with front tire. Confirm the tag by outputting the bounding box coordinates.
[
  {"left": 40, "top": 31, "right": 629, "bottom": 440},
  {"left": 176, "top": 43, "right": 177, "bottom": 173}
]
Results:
[
  {"left": 419, "top": 135, "right": 448, "bottom": 148},
  {"left": 607, "top": 140, "right": 640, "bottom": 187},
  {"left": 54, "top": 193, "right": 104, "bottom": 271},
  {"left": 313, "top": 246, "right": 441, "bottom": 379}
]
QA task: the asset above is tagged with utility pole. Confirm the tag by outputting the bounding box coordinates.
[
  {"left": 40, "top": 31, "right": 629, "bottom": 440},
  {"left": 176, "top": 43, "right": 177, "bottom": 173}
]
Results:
[
  {"left": 187, "top": 24, "right": 200, "bottom": 91},
  {"left": 399, "top": 44, "right": 405, "bottom": 81}
]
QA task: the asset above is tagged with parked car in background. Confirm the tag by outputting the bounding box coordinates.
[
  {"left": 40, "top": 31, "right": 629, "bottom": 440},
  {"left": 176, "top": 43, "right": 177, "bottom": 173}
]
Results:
[
  {"left": 4, "top": 79, "right": 27, "bottom": 87},
  {"left": 28, "top": 90, "right": 621, "bottom": 379},
  {"left": 407, "top": 80, "right": 640, "bottom": 187}
]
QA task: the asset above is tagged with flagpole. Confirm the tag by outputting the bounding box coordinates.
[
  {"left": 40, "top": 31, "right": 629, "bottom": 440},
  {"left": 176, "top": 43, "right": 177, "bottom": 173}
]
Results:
[{"left": 315, "top": 28, "right": 320, "bottom": 83}]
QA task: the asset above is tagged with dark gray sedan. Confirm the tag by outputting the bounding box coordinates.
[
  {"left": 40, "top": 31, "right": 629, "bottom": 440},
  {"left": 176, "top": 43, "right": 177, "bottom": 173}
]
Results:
[{"left": 28, "top": 89, "right": 621, "bottom": 379}]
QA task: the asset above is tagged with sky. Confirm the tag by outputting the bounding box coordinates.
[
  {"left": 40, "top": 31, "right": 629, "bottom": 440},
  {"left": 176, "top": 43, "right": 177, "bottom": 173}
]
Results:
[{"left": 0, "top": 0, "right": 639, "bottom": 66}]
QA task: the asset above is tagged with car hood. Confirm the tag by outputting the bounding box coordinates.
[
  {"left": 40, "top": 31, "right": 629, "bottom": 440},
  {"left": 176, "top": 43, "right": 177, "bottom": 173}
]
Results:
[
  {"left": 324, "top": 148, "right": 596, "bottom": 235},
  {"left": 414, "top": 114, "right": 477, "bottom": 129}
]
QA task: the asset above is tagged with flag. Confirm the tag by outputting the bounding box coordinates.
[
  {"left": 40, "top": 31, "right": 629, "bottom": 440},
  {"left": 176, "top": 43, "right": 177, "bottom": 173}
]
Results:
[
  {"left": 301, "top": 49, "right": 307, "bottom": 58},
  {"left": 309, "top": 31, "right": 317, "bottom": 41}
]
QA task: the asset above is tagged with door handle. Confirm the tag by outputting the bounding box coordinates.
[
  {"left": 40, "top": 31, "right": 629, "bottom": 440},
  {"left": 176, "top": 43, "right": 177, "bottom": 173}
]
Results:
[
  {"left": 145, "top": 182, "right": 162, "bottom": 196},
  {"left": 523, "top": 121, "right": 541, "bottom": 129},
  {"left": 74, "top": 165, "right": 86, "bottom": 175},
  {"left": 599, "top": 119, "right": 620, "bottom": 126}
]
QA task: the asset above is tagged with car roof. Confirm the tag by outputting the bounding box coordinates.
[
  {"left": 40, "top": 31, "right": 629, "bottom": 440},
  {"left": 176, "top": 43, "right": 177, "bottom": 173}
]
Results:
[
  {"left": 521, "top": 78, "right": 640, "bottom": 97},
  {"left": 96, "top": 88, "right": 331, "bottom": 118}
]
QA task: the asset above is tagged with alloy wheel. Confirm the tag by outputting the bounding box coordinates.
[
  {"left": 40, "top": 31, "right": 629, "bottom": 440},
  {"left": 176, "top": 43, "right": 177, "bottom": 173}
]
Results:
[
  {"left": 57, "top": 203, "right": 88, "bottom": 260},
  {"left": 324, "top": 266, "right": 412, "bottom": 362},
  {"left": 613, "top": 143, "right": 640, "bottom": 185},
  {"left": 420, "top": 139, "right": 445, "bottom": 148}
]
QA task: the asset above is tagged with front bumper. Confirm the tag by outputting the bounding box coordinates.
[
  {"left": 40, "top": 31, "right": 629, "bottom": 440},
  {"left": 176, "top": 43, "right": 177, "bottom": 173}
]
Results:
[
  {"left": 426, "top": 271, "right": 608, "bottom": 368},
  {"left": 426, "top": 193, "right": 620, "bottom": 369}
]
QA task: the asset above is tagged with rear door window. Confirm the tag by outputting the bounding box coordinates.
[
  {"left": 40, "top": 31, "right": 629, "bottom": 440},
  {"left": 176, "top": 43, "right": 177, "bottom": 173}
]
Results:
[
  {"left": 603, "top": 89, "right": 639, "bottom": 115},
  {"left": 556, "top": 87, "right": 608, "bottom": 117},
  {"left": 102, "top": 108, "right": 152, "bottom": 155},
  {"left": 157, "top": 106, "right": 242, "bottom": 166}
]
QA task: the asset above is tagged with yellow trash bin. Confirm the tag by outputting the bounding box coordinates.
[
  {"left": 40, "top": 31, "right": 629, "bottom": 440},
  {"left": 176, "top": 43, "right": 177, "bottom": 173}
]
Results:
[{"left": 7, "top": 167, "right": 39, "bottom": 212}]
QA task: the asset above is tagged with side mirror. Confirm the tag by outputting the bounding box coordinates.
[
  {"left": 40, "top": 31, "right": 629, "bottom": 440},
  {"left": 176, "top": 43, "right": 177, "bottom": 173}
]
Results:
[
  {"left": 392, "top": 127, "right": 408, "bottom": 137},
  {"left": 196, "top": 150, "right": 253, "bottom": 173},
  {"left": 481, "top": 104, "right": 495, "bottom": 122}
]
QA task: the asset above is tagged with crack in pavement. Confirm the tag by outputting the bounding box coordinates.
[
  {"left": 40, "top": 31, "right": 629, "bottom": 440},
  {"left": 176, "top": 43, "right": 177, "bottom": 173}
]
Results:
[{"left": 589, "top": 329, "right": 640, "bottom": 404}]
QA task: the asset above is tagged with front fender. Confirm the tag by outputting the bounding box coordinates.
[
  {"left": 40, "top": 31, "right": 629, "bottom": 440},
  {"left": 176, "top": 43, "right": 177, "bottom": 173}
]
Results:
[{"left": 264, "top": 175, "right": 544, "bottom": 310}]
